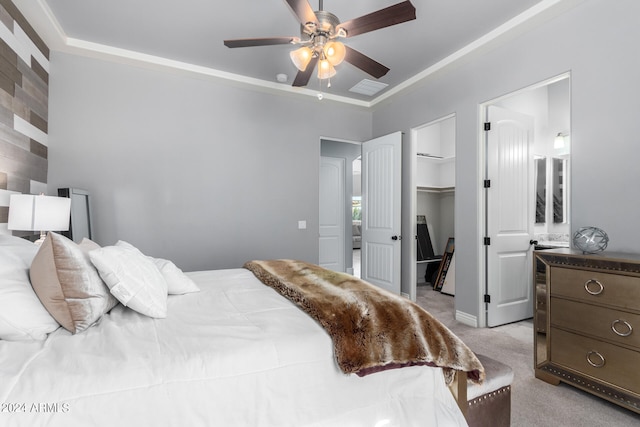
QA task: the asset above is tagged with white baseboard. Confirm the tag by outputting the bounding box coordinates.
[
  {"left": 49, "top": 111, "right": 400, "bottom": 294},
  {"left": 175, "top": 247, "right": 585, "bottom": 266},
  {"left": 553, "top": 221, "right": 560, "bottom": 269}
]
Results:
[{"left": 455, "top": 310, "right": 478, "bottom": 327}]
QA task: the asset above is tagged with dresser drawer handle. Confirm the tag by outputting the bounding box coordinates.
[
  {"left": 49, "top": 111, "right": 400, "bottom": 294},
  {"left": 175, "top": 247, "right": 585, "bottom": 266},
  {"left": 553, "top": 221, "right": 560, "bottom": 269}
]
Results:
[
  {"left": 611, "top": 319, "right": 633, "bottom": 337},
  {"left": 584, "top": 279, "right": 604, "bottom": 295},
  {"left": 586, "top": 351, "right": 606, "bottom": 368}
]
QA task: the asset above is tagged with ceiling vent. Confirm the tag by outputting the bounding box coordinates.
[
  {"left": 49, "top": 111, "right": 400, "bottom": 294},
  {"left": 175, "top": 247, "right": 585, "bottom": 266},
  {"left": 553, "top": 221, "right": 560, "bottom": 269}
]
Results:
[{"left": 349, "top": 79, "right": 389, "bottom": 96}]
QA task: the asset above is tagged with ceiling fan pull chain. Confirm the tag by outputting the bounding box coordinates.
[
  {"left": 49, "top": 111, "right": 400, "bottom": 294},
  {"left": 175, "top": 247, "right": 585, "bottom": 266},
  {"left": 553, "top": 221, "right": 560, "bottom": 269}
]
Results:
[{"left": 317, "top": 75, "right": 324, "bottom": 100}]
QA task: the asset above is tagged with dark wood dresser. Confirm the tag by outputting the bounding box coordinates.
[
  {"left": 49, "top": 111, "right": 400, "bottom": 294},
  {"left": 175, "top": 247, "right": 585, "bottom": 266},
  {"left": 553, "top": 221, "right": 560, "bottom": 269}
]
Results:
[{"left": 534, "top": 249, "right": 640, "bottom": 414}]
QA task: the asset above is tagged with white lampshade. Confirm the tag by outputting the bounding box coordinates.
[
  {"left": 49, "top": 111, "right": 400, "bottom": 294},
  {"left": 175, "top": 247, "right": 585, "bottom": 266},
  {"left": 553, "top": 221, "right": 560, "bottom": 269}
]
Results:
[
  {"left": 324, "top": 41, "right": 346, "bottom": 66},
  {"left": 554, "top": 133, "right": 565, "bottom": 149},
  {"left": 317, "top": 59, "right": 336, "bottom": 80},
  {"left": 290, "top": 46, "right": 314, "bottom": 71},
  {"left": 8, "top": 194, "right": 71, "bottom": 237}
]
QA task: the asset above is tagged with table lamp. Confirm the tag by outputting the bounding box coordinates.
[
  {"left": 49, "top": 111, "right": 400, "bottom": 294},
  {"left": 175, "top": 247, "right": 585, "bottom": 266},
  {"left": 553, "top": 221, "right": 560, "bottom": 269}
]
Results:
[{"left": 8, "top": 194, "right": 72, "bottom": 244}]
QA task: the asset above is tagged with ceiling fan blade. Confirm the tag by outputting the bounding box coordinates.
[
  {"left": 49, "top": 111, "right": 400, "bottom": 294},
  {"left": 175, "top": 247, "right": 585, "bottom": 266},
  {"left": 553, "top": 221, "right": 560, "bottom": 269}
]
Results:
[
  {"left": 284, "top": 0, "right": 319, "bottom": 26},
  {"left": 224, "top": 37, "right": 297, "bottom": 48},
  {"left": 337, "top": 1, "right": 416, "bottom": 38},
  {"left": 344, "top": 46, "right": 389, "bottom": 79},
  {"left": 292, "top": 56, "right": 319, "bottom": 87}
]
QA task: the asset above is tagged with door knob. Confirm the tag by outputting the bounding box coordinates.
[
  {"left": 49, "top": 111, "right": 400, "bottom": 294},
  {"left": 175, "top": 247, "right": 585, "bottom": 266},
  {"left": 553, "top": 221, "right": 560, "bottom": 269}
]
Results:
[{"left": 391, "top": 235, "right": 402, "bottom": 241}]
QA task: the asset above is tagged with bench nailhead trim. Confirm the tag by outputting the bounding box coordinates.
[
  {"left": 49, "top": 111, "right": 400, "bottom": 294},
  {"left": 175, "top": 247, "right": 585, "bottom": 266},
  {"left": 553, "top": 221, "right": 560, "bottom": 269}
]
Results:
[{"left": 468, "top": 385, "right": 511, "bottom": 406}]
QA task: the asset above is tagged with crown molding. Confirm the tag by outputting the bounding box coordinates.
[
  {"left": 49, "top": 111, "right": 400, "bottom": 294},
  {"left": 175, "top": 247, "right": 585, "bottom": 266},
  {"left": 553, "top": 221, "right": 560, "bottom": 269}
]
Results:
[{"left": 14, "top": 0, "right": 584, "bottom": 109}]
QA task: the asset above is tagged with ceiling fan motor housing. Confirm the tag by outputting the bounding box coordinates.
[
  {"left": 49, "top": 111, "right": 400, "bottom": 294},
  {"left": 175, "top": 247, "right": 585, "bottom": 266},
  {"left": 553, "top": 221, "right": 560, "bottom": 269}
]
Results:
[{"left": 301, "top": 10, "right": 341, "bottom": 44}]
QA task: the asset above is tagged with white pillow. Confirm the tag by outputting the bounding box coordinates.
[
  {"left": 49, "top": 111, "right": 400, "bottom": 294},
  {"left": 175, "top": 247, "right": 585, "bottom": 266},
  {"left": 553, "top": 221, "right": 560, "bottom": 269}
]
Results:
[
  {"left": 89, "top": 241, "right": 168, "bottom": 318},
  {"left": 152, "top": 257, "right": 200, "bottom": 295},
  {"left": 0, "top": 235, "right": 60, "bottom": 340}
]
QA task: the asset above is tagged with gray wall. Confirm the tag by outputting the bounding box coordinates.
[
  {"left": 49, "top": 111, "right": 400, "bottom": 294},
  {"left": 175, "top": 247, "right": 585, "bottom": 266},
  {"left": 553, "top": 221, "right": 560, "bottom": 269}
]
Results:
[
  {"left": 372, "top": 0, "right": 640, "bottom": 320},
  {"left": 47, "top": 53, "right": 371, "bottom": 271},
  {"left": 45, "top": 0, "right": 640, "bottom": 323}
]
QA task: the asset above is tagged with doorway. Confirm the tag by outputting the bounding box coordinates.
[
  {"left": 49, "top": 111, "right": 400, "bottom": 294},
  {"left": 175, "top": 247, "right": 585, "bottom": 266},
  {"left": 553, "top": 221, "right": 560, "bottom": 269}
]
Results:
[
  {"left": 409, "top": 114, "right": 456, "bottom": 302},
  {"left": 480, "top": 73, "right": 571, "bottom": 327},
  {"left": 352, "top": 156, "right": 361, "bottom": 277},
  {"left": 319, "top": 139, "right": 361, "bottom": 275},
  {"left": 319, "top": 133, "right": 403, "bottom": 295}
]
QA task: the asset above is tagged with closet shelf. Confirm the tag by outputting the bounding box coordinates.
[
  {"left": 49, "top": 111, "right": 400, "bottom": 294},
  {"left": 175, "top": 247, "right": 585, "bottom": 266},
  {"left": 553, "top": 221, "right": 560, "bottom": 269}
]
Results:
[
  {"left": 417, "top": 154, "right": 455, "bottom": 164},
  {"left": 417, "top": 257, "right": 442, "bottom": 264},
  {"left": 417, "top": 186, "right": 455, "bottom": 193}
]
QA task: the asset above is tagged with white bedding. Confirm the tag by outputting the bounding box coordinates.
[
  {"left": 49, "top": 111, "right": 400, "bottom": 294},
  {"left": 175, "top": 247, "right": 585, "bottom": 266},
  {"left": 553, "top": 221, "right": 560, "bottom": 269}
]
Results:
[{"left": 0, "top": 268, "right": 467, "bottom": 427}]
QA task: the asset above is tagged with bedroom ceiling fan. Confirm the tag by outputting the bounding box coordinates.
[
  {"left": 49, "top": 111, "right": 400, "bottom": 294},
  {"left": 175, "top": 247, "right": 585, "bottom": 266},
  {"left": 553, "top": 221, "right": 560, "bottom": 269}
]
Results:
[{"left": 224, "top": 0, "right": 417, "bottom": 88}]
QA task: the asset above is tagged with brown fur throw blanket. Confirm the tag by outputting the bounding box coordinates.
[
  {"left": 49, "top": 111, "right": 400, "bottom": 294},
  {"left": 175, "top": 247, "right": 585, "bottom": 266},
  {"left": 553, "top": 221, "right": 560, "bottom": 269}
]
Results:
[{"left": 244, "top": 259, "right": 484, "bottom": 384}]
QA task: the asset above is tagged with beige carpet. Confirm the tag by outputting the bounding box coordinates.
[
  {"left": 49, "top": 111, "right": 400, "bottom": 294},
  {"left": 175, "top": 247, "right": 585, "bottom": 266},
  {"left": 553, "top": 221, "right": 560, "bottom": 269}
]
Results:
[{"left": 415, "top": 285, "right": 640, "bottom": 427}]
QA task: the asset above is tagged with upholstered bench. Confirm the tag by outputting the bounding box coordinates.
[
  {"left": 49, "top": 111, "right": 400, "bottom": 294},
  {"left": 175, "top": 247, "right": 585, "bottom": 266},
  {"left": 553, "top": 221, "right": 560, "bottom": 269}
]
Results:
[{"left": 465, "top": 354, "right": 514, "bottom": 427}]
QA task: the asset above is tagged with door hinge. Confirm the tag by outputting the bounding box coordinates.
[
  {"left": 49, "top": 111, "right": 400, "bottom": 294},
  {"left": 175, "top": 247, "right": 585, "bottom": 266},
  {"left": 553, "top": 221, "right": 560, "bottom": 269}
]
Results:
[
  {"left": 483, "top": 179, "right": 491, "bottom": 188},
  {"left": 484, "top": 122, "right": 491, "bottom": 131},
  {"left": 484, "top": 237, "right": 491, "bottom": 245},
  {"left": 484, "top": 294, "right": 491, "bottom": 303}
]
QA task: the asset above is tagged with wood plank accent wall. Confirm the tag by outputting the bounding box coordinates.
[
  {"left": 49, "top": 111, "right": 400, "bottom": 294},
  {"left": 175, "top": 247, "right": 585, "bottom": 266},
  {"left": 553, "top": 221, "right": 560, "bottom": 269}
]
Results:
[{"left": 0, "top": 0, "right": 49, "bottom": 231}]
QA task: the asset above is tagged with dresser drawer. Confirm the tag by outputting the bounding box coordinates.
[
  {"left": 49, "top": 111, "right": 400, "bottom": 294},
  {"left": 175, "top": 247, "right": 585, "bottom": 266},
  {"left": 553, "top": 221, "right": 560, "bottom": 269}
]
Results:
[
  {"left": 550, "top": 267, "right": 640, "bottom": 310},
  {"left": 550, "top": 297, "right": 640, "bottom": 350},
  {"left": 550, "top": 328, "right": 640, "bottom": 394}
]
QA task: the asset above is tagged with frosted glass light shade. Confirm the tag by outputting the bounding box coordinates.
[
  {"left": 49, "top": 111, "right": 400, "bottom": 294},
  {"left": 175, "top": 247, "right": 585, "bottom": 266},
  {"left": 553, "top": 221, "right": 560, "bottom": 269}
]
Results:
[
  {"left": 317, "top": 59, "right": 336, "bottom": 80},
  {"left": 554, "top": 133, "right": 565, "bottom": 149},
  {"left": 324, "top": 41, "right": 346, "bottom": 66},
  {"left": 8, "top": 194, "right": 71, "bottom": 232},
  {"left": 290, "top": 47, "right": 314, "bottom": 71}
]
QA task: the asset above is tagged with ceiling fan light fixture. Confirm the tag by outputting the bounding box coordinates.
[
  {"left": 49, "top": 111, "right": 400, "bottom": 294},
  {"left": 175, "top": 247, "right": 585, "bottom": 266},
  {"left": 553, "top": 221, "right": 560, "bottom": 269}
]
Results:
[
  {"left": 317, "top": 58, "right": 336, "bottom": 80},
  {"left": 290, "top": 46, "right": 314, "bottom": 71},
  {"left": 324, "top": 41, "right": 346, "bottom": 66},
  {"left": 224, "top": 0, "right": 418, "bottom": 89}
]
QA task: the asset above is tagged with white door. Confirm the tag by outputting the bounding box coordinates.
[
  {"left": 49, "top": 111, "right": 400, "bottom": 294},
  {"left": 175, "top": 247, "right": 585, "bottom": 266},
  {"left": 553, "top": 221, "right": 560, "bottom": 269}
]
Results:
[
  {"left": 361, "top": 132, "right": 402, "bottom": 294},
  {"left": 319, "top": 156, "right": 345, "bottom": 272},
  {"left": 485, "top": 106, "right": 535, "bottom": 327}
]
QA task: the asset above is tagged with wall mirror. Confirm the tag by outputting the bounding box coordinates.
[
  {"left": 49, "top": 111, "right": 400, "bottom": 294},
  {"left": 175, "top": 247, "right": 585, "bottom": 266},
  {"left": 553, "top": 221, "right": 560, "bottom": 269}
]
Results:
[
  {"left": 534, "top": 156, "right": 546, "bottom": 224},
  {"left": 533, "top": 156, "right": 569, "bottom": 227},
  {"left": 552, "top": 157, "right": 566, "bottom": 223}
]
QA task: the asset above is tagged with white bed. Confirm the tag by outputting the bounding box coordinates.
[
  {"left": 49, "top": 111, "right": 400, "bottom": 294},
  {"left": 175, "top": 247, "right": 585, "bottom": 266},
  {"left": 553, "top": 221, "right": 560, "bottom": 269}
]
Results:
[{"left": 0, "top": 234, "right": 470, "bottom": 427}]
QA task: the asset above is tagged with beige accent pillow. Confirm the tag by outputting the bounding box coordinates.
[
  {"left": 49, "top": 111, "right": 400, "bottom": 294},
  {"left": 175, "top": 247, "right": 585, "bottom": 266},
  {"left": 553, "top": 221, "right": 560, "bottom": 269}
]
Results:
[{"left": 29, "top": 233, "right": 119, "bottom": 334}]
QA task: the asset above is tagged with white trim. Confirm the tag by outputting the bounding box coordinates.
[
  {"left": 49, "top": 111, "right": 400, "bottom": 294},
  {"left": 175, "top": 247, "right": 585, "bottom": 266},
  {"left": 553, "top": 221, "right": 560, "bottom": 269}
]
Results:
[
  {"left": 481, "top": 72, "right": 571, "bottom": 106},
  {"left": 13, "top": 0, "right": 584, "bottom": 107},
  {"left": 14, "top": 115, "right": 48, "bottom": 146},
  {"left": 412, "top": 113, "right": 457, "bottom": 133},
  {"left": 370, "top": 0, "right": 582, "bottom": 106},
  {"left": 477, "top": 104, "right": 488, "bottom": 328},
  {"left": 455, "top": 310, "right": 478, "bottom": 328},
  {"left": 319, "top": 136, "right": 362, "bottom": 146},
  {"left": 66, "top": 38, "right": 371, "bottom": 107}
]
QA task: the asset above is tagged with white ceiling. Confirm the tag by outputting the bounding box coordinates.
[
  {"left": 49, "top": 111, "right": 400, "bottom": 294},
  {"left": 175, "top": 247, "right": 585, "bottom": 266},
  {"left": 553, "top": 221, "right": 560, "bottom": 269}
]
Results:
[{"left": 17, "top": 0, "right": 575, "bottom": 105}]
